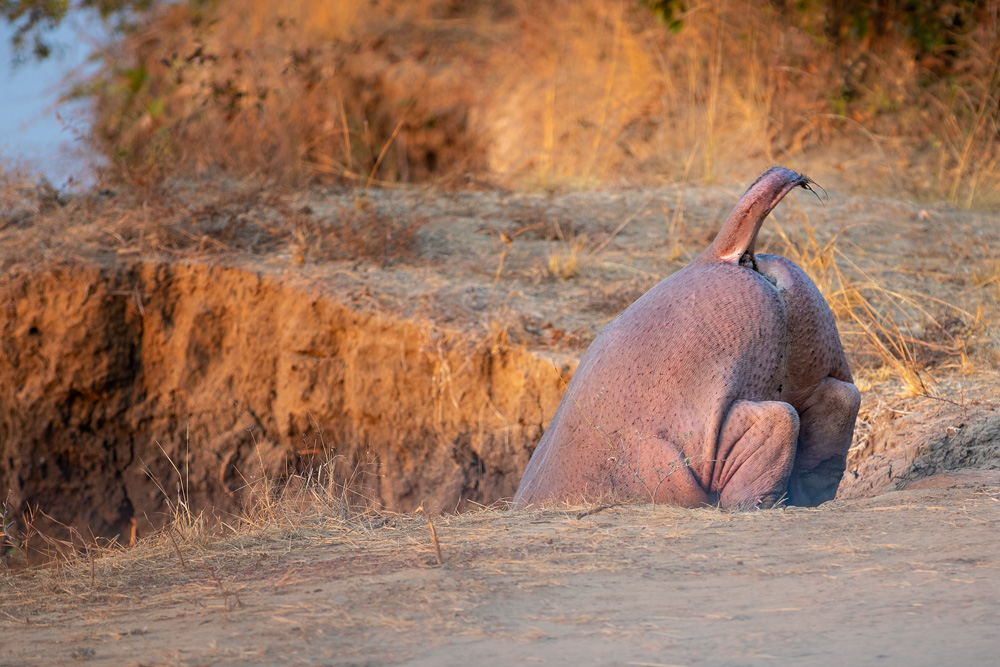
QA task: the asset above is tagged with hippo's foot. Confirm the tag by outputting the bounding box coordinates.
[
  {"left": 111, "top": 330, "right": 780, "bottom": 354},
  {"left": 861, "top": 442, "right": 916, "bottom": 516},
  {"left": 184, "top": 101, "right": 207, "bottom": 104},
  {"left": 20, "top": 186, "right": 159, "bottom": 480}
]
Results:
[
  {"left": 786, "top": 376, "right": 862, "bottom": 506},
  {"left": 787, "top": 455, "right": 849, "bottom": 507},
  {"left": 712, "top": 399, "right": 800, "bottom": 509}
]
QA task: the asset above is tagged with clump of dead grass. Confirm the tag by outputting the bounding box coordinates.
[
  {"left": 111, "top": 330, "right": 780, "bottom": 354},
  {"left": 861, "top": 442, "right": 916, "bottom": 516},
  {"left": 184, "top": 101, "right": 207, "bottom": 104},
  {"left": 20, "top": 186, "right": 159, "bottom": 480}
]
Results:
[
  {"left": 0, "top": 159, "right": 68, "bottom": 229},
  {"left": 84, "top": 178, "right": 426, "bottom": 267},
  {"left": 0, "top": 161, "right": 39, "bottom": 223},
  {"left": 0, "top": 446, "right": 388, "bottom": 576},
  {"left": 292, "top": 199, "right": 427, "bottom": 267},
  {"left": 765, "top": 207, "right": 989, "bottom": 397}
]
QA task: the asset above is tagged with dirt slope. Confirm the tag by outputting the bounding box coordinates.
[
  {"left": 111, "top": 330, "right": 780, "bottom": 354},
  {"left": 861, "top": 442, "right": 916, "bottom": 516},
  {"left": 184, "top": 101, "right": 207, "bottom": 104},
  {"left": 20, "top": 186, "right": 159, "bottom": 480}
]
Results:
[{"left": 0, "top": 259, "right": 568, "bottom": 542}]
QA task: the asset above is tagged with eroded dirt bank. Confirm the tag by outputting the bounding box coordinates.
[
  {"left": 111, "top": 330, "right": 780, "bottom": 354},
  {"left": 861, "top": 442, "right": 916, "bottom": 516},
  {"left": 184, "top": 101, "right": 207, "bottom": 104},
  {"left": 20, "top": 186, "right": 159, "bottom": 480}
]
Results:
[
  {"left": 1, "top": 259, "right": 570, "bottom": 542},
  {"left": 3, "top": 182, "right": 1000, "bottom": 547}
]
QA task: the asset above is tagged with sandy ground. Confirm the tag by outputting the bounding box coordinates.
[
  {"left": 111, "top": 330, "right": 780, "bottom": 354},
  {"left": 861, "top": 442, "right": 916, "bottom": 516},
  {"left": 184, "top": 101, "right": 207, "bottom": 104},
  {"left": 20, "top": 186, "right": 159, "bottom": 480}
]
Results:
[{"left": 3, "top": 470, "right": 1000, "bottom": 666}]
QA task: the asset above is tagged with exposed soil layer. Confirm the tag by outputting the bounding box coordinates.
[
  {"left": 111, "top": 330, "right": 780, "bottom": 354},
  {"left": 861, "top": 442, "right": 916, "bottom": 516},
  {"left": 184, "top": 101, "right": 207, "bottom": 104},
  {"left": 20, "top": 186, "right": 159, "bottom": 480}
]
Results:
[
  {"left": 2, "top": 180, "right": 1000, "bottom": 544},
  {"left": 1, "top": 260, "right": 570, "bottom": 542},
  {"left": 842, "top": 406, "right": 1000, "bottom": 498}
]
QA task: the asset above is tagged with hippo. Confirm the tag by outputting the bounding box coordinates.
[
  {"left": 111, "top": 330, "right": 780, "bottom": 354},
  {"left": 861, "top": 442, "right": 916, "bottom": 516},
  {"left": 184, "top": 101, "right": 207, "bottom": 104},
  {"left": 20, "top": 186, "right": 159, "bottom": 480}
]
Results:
[{"left": 513, "top": 167, "right": 860, "bottom": 509}]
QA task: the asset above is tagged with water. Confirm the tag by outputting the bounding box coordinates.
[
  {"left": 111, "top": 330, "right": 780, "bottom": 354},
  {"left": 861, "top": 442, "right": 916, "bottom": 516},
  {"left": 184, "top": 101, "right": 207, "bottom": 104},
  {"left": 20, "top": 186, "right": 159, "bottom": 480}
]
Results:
[{"left": 0, "top": 18, "right": 103, "bottom": 189}]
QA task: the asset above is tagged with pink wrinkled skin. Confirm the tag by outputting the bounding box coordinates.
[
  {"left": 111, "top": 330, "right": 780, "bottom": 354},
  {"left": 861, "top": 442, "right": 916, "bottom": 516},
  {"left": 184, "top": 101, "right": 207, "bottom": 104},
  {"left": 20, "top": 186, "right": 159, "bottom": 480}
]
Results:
[{"left": 513, "top": 167, "right": 860, "bottom": 509}]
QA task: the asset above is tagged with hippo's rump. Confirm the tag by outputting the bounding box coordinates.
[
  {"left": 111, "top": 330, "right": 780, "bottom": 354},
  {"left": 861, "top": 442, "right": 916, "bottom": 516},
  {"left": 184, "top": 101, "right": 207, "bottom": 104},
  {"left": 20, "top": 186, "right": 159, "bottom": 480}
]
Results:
[{"left": 514, "top": 262, "right": 790, "bottom": 506}]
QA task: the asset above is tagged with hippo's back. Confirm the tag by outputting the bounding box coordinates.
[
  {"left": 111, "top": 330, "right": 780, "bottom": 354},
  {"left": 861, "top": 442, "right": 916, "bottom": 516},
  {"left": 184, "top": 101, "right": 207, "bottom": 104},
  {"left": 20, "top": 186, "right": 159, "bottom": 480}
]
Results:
[{"left": 514, "top": 262, "right": 790, "bottom": 507}]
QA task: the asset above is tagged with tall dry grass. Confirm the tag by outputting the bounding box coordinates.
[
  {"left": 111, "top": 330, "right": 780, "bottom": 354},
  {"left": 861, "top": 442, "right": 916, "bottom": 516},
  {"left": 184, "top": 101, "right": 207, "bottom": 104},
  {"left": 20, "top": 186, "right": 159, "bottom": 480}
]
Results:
[
  {"left": 484, "top": 0, "right": 785, "bottom": 186},
  {"left": 82, "top": 0, "right": 1000, "bottom": 207},
  {"left": 0, "top": 159, "right": 41, "bottom": 221},
  {"left": 765, "top": 210, "right": 987, "bottom": 397}
]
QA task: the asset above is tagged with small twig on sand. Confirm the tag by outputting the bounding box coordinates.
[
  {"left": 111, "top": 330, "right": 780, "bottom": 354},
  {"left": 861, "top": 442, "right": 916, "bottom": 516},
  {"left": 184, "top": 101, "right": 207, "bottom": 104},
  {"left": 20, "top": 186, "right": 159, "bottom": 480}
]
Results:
[
  {"left": 166, "top": 527, "right": 187, "bottom": 569},
  {"left": 0, "top": 609, "right": 28, "bottom": 624},
  {"left": 416, "top": 505, "right": 443, "bottom": 566},
  {"left": 206, "top": 566, "right": 243, "bottom": 610},
  {"left": 576, "top": 503, "right": 622, "bottom": 520}
]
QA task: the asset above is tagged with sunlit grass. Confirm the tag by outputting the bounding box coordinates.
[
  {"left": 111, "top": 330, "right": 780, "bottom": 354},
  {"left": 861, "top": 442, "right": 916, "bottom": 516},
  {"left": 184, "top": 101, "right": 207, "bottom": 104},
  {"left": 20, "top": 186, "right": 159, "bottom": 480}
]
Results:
[{"left": 68, "top": 0, "right": 996, "bottom": 207}]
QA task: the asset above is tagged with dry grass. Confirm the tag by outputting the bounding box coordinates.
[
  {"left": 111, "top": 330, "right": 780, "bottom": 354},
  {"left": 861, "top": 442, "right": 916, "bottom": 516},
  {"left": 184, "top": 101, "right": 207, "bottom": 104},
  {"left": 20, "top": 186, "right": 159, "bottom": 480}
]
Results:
[
  {"left": 763, "top": 203, "right": 990, "bottom": 397},
  {"left": 0, "top": 161, "right": 38, "bottom": 222},
  {"left": 77, "top": 0, "right": 1000, "bottom": 208},
  {"left": 89, "top": 0, "right": 496, "bottom": 189},
  {"left": 544, "top": 199, "right": 648, "bottom": 280},
  {"left": 0, "top": 442, "right": 389, "bottom": 572},
  {"left": 57, "top": 177, "right": 426, "bottom": 267},
  {"left": 0, "top": 463, "right": 771, "bottom": 599},
  {"left": 0, "top": 159, "right": 66, "bottom": 227},
  {"left": 291, "top": 199, "right": 427, "bottom": 267},
  {"left": 485, "top": 0, "right": 779, "bottom": 187}
]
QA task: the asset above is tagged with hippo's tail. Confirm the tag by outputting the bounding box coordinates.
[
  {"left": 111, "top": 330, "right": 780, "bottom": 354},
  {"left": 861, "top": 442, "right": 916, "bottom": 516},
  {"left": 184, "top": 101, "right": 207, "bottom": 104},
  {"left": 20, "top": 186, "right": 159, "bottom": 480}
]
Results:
[{"left": 699, "top": 166, "right": 818, "bottom": 267}]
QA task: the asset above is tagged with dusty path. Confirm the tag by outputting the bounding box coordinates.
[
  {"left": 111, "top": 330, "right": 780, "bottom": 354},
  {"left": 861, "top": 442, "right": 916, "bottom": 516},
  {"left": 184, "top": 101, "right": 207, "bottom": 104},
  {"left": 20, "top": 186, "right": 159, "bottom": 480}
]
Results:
[{"left": 4, "top": 471, "right": 999, "bottom": 666}]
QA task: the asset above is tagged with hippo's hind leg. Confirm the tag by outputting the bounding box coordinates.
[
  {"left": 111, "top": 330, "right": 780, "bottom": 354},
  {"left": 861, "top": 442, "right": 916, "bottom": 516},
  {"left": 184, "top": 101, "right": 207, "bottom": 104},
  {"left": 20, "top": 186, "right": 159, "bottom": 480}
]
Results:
[
  {"left": 786, "top": 376, "right": 861, "bottom": 506},
  {"left": 713, "top": 400, "right": 800, "bottom": 509}
]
